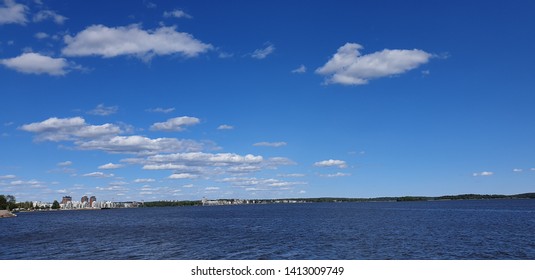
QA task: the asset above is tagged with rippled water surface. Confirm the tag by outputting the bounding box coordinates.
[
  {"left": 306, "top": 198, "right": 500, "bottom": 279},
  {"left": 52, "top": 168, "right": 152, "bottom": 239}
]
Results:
[{"left": 1, "top": 200, "right": 534, "bottom": 259}]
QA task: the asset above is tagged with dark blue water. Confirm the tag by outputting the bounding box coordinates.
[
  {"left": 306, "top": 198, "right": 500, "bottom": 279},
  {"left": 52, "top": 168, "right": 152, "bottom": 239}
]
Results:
[{"left": 1, "top": 200, "right": 534, "bottom": 259}]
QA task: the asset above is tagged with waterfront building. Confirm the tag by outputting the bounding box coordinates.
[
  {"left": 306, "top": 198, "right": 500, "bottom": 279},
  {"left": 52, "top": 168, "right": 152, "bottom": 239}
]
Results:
[
  {"left": 81, "top": 196, "right": 88, "bottom": 203},
  {"left": 32, "top": 201, "right": 52, "bottom": 208},
  {"left": 89, "top": 196, "right": 96, "bottom": 207},
  {"left": 61, "top": 196, "right": 72, "bottom": 204}
]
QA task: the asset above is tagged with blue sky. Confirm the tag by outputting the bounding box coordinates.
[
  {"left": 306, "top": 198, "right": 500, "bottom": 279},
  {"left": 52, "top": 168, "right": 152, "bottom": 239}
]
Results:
[{"left": 1, "top": 0, "right": 534, "bottom": 202}]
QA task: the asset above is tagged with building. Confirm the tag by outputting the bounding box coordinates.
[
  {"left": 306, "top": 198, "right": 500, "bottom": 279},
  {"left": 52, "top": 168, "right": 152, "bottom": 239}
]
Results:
[
  {"left": 89, "top": 196, "right": 96, "bottom": 207},
  {"left": 61, "top": 196, "right": 72, "bottom": 204},
  {"left": 81, "top": 196, "right": 88, "bottom": 203}
]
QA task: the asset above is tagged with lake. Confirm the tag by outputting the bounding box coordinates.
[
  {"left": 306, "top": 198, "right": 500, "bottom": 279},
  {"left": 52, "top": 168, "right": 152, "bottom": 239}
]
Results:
[{"left": 1, "top": 199, "right": 534, "bottom": 259}]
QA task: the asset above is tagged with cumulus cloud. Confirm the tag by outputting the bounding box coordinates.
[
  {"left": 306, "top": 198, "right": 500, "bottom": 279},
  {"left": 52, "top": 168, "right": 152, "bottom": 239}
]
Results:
[
  {"left": 142, "top": 152, "right": 266, "bottom": 177},
  {"left": 0, "top": 0, "right": 28, "bottom": 25},
  {"left": 34, "top": 32, "right": 49, "bottom": 39},
  {"left": 77, "top": 135, "right": 205, "bottom": 155},
  {"left": 20, "top": 117, "right": 121, "bottom": 141},
  {"left": 472, "top": 171, "right": 493, "bottom": 177},
  {"left": 144, "top": 1, "right": 156, "bottom": 8},
  {"left": 1, "top": 53, "right": 72, "bottom": 76},
  {"left": 33, "top": 9, "right": 68, "bottom": 24},
  {"left": 253, "top": 141, "right": 287, "bottom": 147},
  {"left": 217, "top": 124, "right": 234, "bottom": 130},
  {"left": 278, "top": 173, "right": 305, "bottom": 178},
  {"left": 168, "top": 173, "right": 198, "bottom": 179},
  {"left": 291, "top": 65, "right": 306, "bottom": 73},
  {"left": 62, "top": 24, "right": 213, "bottom": 60},
  {"left": 98, "top": 163, "right": 123, "bottom": 170},
  {"left": 57, "top": 161, "right": 72, "bottom": 167},
  {"left": 21, "top": 117, "right": 208, "bottom": 156},
  {"left": 314, "top": 159, "right": 347, "bottom": 168},
  {"left": 220, "top": 176, "right": 306, "bottom": 189},
  {"left": 316, "top": 43, "right": 431, "bottom": 85},
  {"left": 88, "top": 104, "right": 118, "bottom": 116},
  {"left": 134, "top": 178, "right": 155, "bottom": 183},
  {"left": 148, "top": 152, "right": 263, "bottom": 166},
  {"left": 146, "top": 107, "right": 175, "bottom": 113},
  {"left": 82, "top": 171, "right": 114, "bottom": 178},
  {"left": 150, "top": 116, "right": 200, "bottom": 132},
  {"left": 10, "top": 179, "right": 44, "bottom": 187},
  {"left": 142, "top": 163, "right": 191, "bottom": 170},
  {"left": 251, "top": 43, "right": 275, "bottom": 59},
  {"left": 163, "top": 9, "right": 192, "bottom": 19},
  {"left": 321, "top": 172, "right": 351, "bottom": 178}
]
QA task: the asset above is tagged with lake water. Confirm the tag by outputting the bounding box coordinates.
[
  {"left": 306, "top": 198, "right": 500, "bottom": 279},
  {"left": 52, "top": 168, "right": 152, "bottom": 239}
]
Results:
[{"left": 1, "top": 200, "right": 534, "bottom": 259}]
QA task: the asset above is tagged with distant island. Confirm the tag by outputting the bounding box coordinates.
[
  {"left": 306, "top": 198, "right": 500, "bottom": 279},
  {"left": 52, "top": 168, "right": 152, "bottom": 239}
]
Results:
[{"left": 144, "top": 192, "right": 535, "bottom": 207}]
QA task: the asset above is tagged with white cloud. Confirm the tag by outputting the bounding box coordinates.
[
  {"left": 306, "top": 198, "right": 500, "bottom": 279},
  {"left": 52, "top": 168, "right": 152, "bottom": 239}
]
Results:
[
  {"left": 98, "top": 163, "right": 123, "bottom": 170},
  {"left": 316, "top": 43, "right": 431, "bottom": 85},
  {"left": 217, "top": 124, "right": 234, "bottom": 130},
  {"left": 291, "top": 65, "right": 306, "bottom": 73},
  {"left": 314, "top": 159, "right": 347, "bottom": 168},
  {"left": 168, "top": 173, "right": 198, "bottom": 179},
  {"left": 97, "top": 185, "right": 127, "bottom": 191},
  {"left": 0, "top": 0, "right": 28, "bottom": 25},
  {"left": 251, "top": 43, "right": 275, "bottom": 59},
  {"left": 321, "top": 172, "right": 351, "bottom": 178},
  {"left": 33, "top": 10, "right": 68, "bottom": 24},
  {"left": 134, "top": 178, "right": 155, "bottom": 183},
  {"left": 34, "top": 32, "right": 49, "bottom": 39},
  {"left": 82, "top": 172, "right": 114, "bottom": 178},
  {"left": 88, "top": 104, "right": 118, "bottom": 116},
  {"left": 253, "top": 141, "right": 287, "bottom": 147},
  {"left": 278, "top": 173, "right": 305, "bottom": 178},
  {"left": 146, "top": 107, "right": 175, "bottom": 113},
  {"left": 163, "top": 9, "right": 192, "bottom": 19},
  {"left": 472, "top": 171, "right": 493, "bottom": 177},
  {"left": 1, "top": 53, "right": 71, "bottom": 76},
  {"left": 226, "top": 165, "right": 262, "bottom": 174},
  {"left": 62, "top": 24, "right": 213, "bottom": 60},
  {"left": 265, "top": 157, "right": 295, "bottom": 167},
  {"left": 221, "top": 177, "right": 306, "bottom": 189},
  {"left": 76, "top": 124, "right": 121, "bottom": 138},
  {"left": 21, "top": 117, "right": 84, "bottom": 133},
  {"left": 77, "top": 135, "right": 204, "bottom": 155},
  {"left": 150, "top": 116, "right": 200, "bottom": 132},
  {"left": 148, "top": 152, "right": 263, "bottom": 166},
  {"left": 142, "top": 152, "right": 270, "bottom": 177},
  {"left": 20, "top": 118, "right": 196, "bottom": 158},
  {"left": 20, "top": 117, "right": 121, "bottom": 141},
  {"left": 0, "top": 174, "right": 16, "bottom": 179},
  {"left": 57, "top": 161, "right": 72, "bottom": 167},
  {"left": 513, "top": 168, "right": 523, "bottom": 172},
  {"left": 142, "top": 163, "right": 190, "bottom": 170},
  {"left": 218, "top": 52, "right": 233, "bottom": 59},
  {"left": 144, "top": 1, "right": 156, "bottom": 8}
]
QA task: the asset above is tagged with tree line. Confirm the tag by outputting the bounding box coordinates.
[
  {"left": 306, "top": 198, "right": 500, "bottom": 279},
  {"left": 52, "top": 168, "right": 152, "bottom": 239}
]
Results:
[
  {"left": 0, "top": 195, "right": 61, "bottom": 211},
  {"left": 0, "top": 194, "right": 17, "bottom": 210}
]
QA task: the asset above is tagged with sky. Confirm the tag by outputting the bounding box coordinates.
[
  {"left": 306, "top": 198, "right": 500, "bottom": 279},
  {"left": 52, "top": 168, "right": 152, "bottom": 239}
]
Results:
[{"left": 1, "top": 0, "right": 534, "bottom": 202}]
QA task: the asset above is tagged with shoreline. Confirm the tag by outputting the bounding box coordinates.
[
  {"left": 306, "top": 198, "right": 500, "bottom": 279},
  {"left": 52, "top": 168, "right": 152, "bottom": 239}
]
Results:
[{"left": 0, "top": 210, "right": 17, "bottom": 218}]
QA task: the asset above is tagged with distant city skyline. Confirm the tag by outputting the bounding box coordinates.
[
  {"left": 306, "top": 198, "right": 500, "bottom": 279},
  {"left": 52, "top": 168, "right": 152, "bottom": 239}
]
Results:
[{"left": 1, "top": 0, "right": 534, "bottom": 202}]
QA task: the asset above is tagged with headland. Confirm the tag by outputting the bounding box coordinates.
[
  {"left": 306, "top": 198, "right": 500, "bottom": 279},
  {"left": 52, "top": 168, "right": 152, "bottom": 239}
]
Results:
[{"left": 0, "top": 210, "right": 16, "bottom": 218}]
